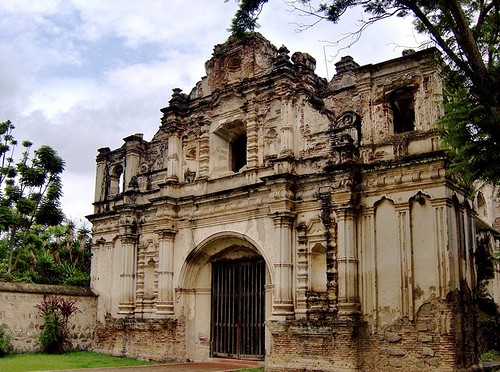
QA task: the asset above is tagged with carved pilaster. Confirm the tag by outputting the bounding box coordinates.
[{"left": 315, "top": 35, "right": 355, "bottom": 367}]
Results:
[
  {"left": 167, "top": 134, "right": 180, "bottom": 182},
  {"left": 395, "top": 203, "right": 413, "bottom": 319},
  {"left": 431, "top": 198, "right": 452, "bottom": 297},
  {"left": 123, "top": 134, "right": 143, "bottom": 190},
  {"left": 198, "top": 122, "right": 210, "bottom": 179},
  {"left": 360, "top": 207, "right": 376, "bottom": 319},
  {"left": 95, "top": 147, "right": 110, "bottom": 204},
  {"left": 246, "top": 115, "right": 259, "bottom": 169},
  {"left": 118, "top": 233, "right": 137, "bottom": 315},
  {"left": 336, "top": 207, "right": 360, "bottom": 315},
  {"left": 295, "top": 218, "right": 308, "bottom": 319},
  {"left": 280, "top": 97, "right": 294, "bottom": 157},
  {"left": 272, "top": 212, "right": 295, "bottom": 316},
  {"left": 319, "top": 191, "right": 338, "bottom": 312},
  {"left": 156, "top": 228, "right": 177, "bottom": 315}
]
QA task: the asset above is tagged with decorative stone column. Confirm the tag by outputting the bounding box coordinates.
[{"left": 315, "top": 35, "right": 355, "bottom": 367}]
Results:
[
  {"left": 94, "top": 147, "right": 110, "bottom": 204},
  {"left": 395, "top": 202, "right": 413, "bottom": 319},
  {"left": 166, "top": 133, "right": 181, "bottom": 182},
  {"left": 336, "top": 207, "right": 360, "bottom": 314},
  {"left": 156, "top": 228, "right": 177, "bottom": 315},
  {"left": 246, "top": 115, "right": 259, "bottom": 169},
  {"left": 123, "top": 134, "right": 143, "bottom": 189},
  {"left": 118, "top": 229, "right": 137, "bottom": 315},
  {"left": 198, "top": 122, "right": 210, "bottom": 179},
  {"left": 272, "top": 212, "right": 295, "bottom": 315},
  {"left": 295, "top": 218, "right": 308, "bottom": 319},
  {"left": 318, "top": 190, "right": 338, "bottom": 312},
  {"left": 359, "top": 207, "right": 376, "bottom": 317},
  {"left": 280, "top": 97, "right": 294, "bottom": 157},
  {"left": 431, "top": 197, "right": 453, "bottom": 295}
]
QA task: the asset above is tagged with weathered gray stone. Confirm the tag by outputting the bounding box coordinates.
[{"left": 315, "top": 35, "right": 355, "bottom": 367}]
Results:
[
  {"left": 385, "top": 348, "right": 407, "bottom": 357},
  {"left": 423, "top": 347, "right": 436, "bottom": 357},
  {"left": 428, "top": 357, "right": 440, "bottom": 367},
  {"left": 385, "top": 332, "right": 402, "bottom": 343},
  {"left": 388, "top": 358, "right": 404, "bottom": 368},
  {"left": 416, "top": 321, "right": 429, "bottom": 331},
  {"left": 418, "top": 334, "right": 433, "bottom": 343}
]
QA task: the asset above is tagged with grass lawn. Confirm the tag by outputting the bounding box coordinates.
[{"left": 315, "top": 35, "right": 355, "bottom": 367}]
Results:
[{"left": 0, "top": 350, "right": 155, "bottom": 371}]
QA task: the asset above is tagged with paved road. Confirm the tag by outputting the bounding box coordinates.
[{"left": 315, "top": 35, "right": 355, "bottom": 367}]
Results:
[{"left": 45, "top": 360, "right": 263, "bottom": 372}]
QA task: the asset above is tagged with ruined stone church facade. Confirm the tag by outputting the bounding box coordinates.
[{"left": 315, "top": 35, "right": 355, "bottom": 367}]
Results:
[{"left": 88, "top": 34, "right": 479, "bottom": 370}]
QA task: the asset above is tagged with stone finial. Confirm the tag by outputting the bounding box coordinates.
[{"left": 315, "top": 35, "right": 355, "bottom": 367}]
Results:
[
  {"left": 335, "top": 56, "right": 359, "bottom": 75},
  {"left": 96, "top": 147, "right": 110, "bottom": 161},
  {"left": 98, "top": 147, "right": 111, "bottom": 156},
  {"left": 169, "top": 88, "right": 188, "bottom": 107},
  {"left": 291, "top": 52, "right": 316, "bottom": 72},
  {"left": 123, "top": 133, "right": 143, "bottom": 143},
  {"left": 402, "top": 49, "right": 416, "bottom": 56},
  {"left": 274, "top": 45, "right": 292, "bottom": 68},
  {"left": 278, "top": 45, "right": 290, "bottom": 56}
]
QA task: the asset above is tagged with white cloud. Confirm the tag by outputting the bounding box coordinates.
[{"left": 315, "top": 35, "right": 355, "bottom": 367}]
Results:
[
  {"left": 0, "top": 0, "right": 63, "bottom": 15},
  {"left": 23, "top": 78, "right": 105, "bottom": 119}
]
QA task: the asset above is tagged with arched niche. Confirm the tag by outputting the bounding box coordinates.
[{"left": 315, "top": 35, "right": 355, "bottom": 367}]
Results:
[{"left": 310, "top": 242, "right": 327, "bottom": 292}]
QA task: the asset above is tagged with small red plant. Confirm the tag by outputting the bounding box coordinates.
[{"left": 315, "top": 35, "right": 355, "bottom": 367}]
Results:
[{"left": 35, "top": 295, "right": 80, "bottom": 353}]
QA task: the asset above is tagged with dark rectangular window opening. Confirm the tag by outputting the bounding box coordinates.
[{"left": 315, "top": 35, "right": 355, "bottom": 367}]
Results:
[
  {"left": 231, "top": 134, "right": 247, "bottom": 172},
  {"left": 389, "top": 88, "right": 415, "bottom": 133}
]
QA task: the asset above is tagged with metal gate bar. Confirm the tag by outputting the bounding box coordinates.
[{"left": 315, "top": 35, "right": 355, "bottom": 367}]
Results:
[{"left": 211, "top": 259, "right": 265, "bottom": 359}]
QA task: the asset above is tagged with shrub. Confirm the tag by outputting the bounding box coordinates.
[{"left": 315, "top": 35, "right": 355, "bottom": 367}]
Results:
[
  {"left": 35, "top": 295, "right": 80, "bottom": 354},
  {"left": 0, "top": 326, "right": 11, "bottom": 357},
  {"left": 58, "top": 262, "right": 90, "bottom": 286}
]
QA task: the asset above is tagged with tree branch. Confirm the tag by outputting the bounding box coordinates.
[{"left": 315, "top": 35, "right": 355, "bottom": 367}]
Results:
[{"left": 400, "top": 1, "right": 474, "bottom": 79}]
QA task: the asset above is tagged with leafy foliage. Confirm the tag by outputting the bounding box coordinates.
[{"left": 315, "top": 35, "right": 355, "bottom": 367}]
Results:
[
  {"left": 230, "top": 0, "right": 269, "bottom": 36},
  {"left": 437, "top": 88, "right": 500, "bottom": 186},
  {"left": 35, "top": 295, "right": 80, "bottom": 354},
  {"left": 0, "top": 120, "right": 66, "bottom": 273},
  {"left": 0, "top": 326, "right": 11, "bottom": 357},
  {"left": 231, "top": 1, "right": 500, "bottom": 186},
  {"left": 0, "top": 221, "right": 92, "bottom": 286},
  {"left": 0, "top": 121, "right": 92, "bottom": 285}
]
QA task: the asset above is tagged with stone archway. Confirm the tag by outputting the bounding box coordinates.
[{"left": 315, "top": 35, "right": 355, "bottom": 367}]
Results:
[{"left": 177, "top": 232, "right": 271, "bottom": 362}]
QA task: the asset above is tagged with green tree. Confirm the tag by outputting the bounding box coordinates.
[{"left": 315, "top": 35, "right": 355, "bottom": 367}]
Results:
[
  {"left": 43, "top": 221, "right": 92, "bottom": 286},
  {"left": 0, "top": 120, "right": 65, "bottom": 273},
  {"left": 0, "top": 220, "right": 92, "bottom": 285},
  {"left": 230, "top": 0, "right": 500, "bottom": 185}
]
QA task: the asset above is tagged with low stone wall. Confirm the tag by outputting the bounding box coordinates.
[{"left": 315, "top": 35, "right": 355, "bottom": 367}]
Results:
[
  {"left": 0, "top": 282, "right": 97, "bottom": 353},
  {"left": 266, "top": 296, "right": 478, "bottom": 371},
  {"left": 94, "top": 316, "right": 186, "bottom": 362},
  {"left": 266, "top": 317, "right": 362, "bottom": 371}
]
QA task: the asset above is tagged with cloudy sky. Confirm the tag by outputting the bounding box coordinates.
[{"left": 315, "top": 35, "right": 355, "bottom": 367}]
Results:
[{"left": 0, "top": 0, "right": 427, "bottom": 224}]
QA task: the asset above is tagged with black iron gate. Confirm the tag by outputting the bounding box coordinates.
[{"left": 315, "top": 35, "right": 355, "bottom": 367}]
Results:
[{"left": 211, "top": 259, "right": 265, "bottom": 360}]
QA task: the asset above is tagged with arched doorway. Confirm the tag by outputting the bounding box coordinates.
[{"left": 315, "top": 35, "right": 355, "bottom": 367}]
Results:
[
  {"left": 178, "top": 233, "right": 270, "bottom": 362},
  {"left": 211, "top": 258, "right": 265, "bottom": 359}
]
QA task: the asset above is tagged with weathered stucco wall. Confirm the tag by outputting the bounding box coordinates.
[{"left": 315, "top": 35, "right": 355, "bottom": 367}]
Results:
[
  {"left": 0, "top": 282, "right": 97, "bottom": 353},
  {"left": 87, "top": 33, "right": 481, "bottom": 370}
]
